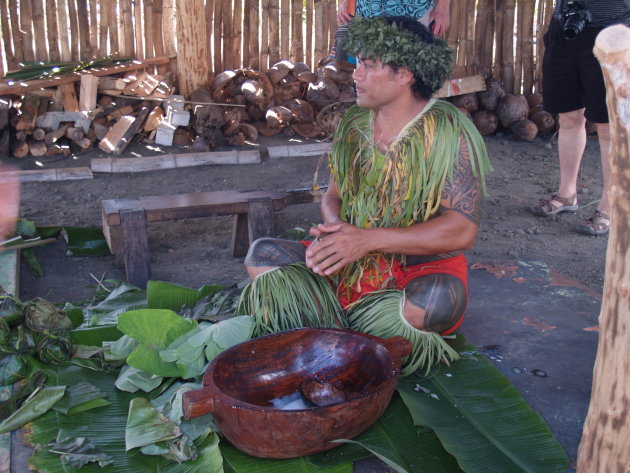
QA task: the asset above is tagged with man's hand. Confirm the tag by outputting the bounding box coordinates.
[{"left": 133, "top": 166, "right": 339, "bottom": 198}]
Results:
[
  {"left": 337, "top": 0, "right": 353, "bottom": 24},
  {"left": 306, "top": 222, "right": 369, "bottom": 276},
  {"left": 429, "top": 0, "right": 450, "bottom": 38}
]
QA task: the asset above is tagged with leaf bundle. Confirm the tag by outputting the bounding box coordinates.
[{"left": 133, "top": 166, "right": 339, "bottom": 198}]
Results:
[
  {"left": 347, "top": 290, "right": 460, "bottom": 376},
  {"left": 237, "top": 263, "right": 346, "bottom": 336}
]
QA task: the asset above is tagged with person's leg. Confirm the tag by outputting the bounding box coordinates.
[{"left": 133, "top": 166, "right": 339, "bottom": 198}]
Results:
[
  {"left": 402, "top": 273, "right": 466, "bottom": 333},
  {"left": 244, "top": 238, "right": 307, "bottom": 279},
  {"left": 557, "top": 108, "right": 587, "bottom": 199}
]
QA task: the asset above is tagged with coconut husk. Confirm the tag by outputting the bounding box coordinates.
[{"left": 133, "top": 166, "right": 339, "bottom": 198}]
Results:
[
  {"left": 292, "top": 62, "right": 311, "bottom": 75},
  {"left": 272, "top": 59, "right": 295, "bottom": 71},
  {"left": 265, "top": 106, "right": 293, "bottom": 128},
  {"left": 222, "top": 109, "right": 241, "bottom": 135},
  {"left": 238, "top": 69, "right": 274, "bottom": 105},
  {"left": 473, "top": 110, "right": 499, "bottom": 136},
  {"left": 511, "top": 118, "right": 538, "bottom": 141},
  {"left": 253, "top": 121, "right": 284, "bottom": 137},
  {"left": 456, "top": 107, "right": 472, "bottom": 121},
  {"left": 211, "top": 70, "right": 238, "bottom": 94},
  {"left": 267, "top": 67, "right": 290, "bottom": 84},
  {"left": 290, "top": 123, "right": 324, "bottom": 138},
  {"left": 478, "top": 78, "right": 505, "bottom": 111},
  {"left": 238, "top": 123, "right": 259, "bottom": 141},
  {"left": 452, "top": 93, "right": 479, "bottom": 113},
  {"left": 497, "top": 94, "right": 529, "bottom": 128},
  {"left": 339, "top": 85, "right": 357, "bottom": 101},
  {"left": 190, "top": 88, "right": 225, "bottom": 131},
  {"left": 530, "top": 110, "right": 555, "bottom": 134},
  {"left": 283, "top": 98, "right": 315, "bottom": 124},
  {"left": 528, "top": 103, "right": 544, "bottom": 118},
  {"left": 526, "top": 92, "right": 544, "bottom": 110},
  {"left": 173, "top": 128, "right": 194, "bottom": 145},
  {"left": 241, "top": 79, "right": 267, "bottom": 104},
  {"left": 273, "top": 77, "right": 303, "bottom": 103},
  {"left": 296, "top": 71, "right": 318, "bottom": 84}
]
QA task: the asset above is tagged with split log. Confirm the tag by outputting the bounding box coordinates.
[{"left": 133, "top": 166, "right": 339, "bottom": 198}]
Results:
[
  {"left": 113, "top": 103, "right": 155, "bottom": 154},
  {"left": 15, "top": 131, "right": 29, "bottom": 142},
  {"left": 12, "top": 140, "right": 29, "bottom": 158},
  {"left": 59, "top": 83, "right": 80, "bottom": 112},
  {"left": 65, "top": 127, "right": 85, "bottom": 142},
  {"left": 98, "top": 77, "right": 127, "bottom": 91},
  {"left": 107, "top": 105, "right": 135, "bottom": 121},
  {"left": 577, "top": 24, "right": 630, "bottom": 473},
  {"left": 44, "top": 124, "right": 71, "bottom": 145},
  {"left": 27, "top": 139, "right": 48, "bottom": 157},
  {"left": 32, "top": 128, "right": 46, "bottom": 141},
  {"left": 16, "top": 94, "right": 42, "bottom": 131},
  {"left": 79, "top": 74, "right": 100, "bottom": 111}
]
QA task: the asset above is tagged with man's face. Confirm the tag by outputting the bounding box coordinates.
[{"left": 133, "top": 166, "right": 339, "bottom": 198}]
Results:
[{"left": 352, "top": 56, "right": 402, "bottom": 110}]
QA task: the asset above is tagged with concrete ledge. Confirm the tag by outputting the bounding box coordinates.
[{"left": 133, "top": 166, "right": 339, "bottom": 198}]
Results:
[{"left": 267, "top": 143, "right": 331, "bottom": 159}]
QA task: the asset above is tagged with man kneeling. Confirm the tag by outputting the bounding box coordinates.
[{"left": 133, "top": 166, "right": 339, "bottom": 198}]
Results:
[{"left": 239, "top": 16, "right": 492, "bottom": 376}]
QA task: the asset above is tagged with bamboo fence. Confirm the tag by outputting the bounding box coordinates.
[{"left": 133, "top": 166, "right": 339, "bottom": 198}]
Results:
[{"left": 1, "top": 0, "right": 554, "bottom": 95}]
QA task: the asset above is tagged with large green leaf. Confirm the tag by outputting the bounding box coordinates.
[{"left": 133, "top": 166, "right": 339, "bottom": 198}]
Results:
[
  {"left": 330, "top": 395, "right": 463, "bottom": 473},
  {"left": 221, "top": 442, "right": 353, "bottom": 473},
  {"left": 118, "top": 309, "right": 197, "bottom": 377},
  {"left": 63, "top": 227, "right": 110, "bottom": 256},
  {"left": 80, "top": 282, "right": 147, "bottom": 327},
  {"left": 28, "top": 366, "right": 224, "bottom": 473},
  {"left": 397, "top": 335, "right": 568, "bottom": 473},
  {"left": 0, "top": 385, "right": 66, "bottom": 434}
]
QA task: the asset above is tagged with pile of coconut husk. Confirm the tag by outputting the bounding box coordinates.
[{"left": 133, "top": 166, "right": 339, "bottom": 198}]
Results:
[{"left": 449, "top": 78, "right": 560, "bottom": 142}]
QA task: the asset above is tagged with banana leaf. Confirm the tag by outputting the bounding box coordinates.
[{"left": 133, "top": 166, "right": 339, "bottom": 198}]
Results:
[
  {"left": 64, "top": 227, "right": 111, "bottom": 257},
  {"left": 115, "top": 366, "right": 163, "bottom": 393},
  {"left": 0, "top": 385, "right": 66, "bottom": 434},
  {"left": 147, "top": 281, "right": 203, "bottom": 311},
  {"left": 396, "top": 334, "right": 568, "bottom": 473},
  {"left": 0, "top": 353, "right": 32, "bottom": 386},
  {"left": 52, "top": 381, "right": 110, "bottom": 415},
  {"left": 28, "top": 365, "right": 224, "bottom": 473},
  {"left": 69, "top": 326, "right": 123, "bottom": 346},
  {"left": 48, "top": 437, "right": 114, "bottom": 468},
  {"left": 81, "top": 282, "right": 147, "bottom": 326},
  {"left": 221, "top": 442, "right": 353, "bottom": 473},
  {"left": 125, "top": 397, "right": 181, "bottom": 451},
  {"left": 0, "top": 369, "right": 46, "bottom": 420},
  {"left": 328, "top": 395, "right": 464, "bottom": 473}
]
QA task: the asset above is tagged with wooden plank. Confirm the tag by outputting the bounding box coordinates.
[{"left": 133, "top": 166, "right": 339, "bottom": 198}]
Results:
[
  {"left": 176, "top": 0, "right": 210, "bottom": 97},
  {"left": 16, "top": 167, "right": 93, "bottom": 182},
  {"left": 79, "top": 75, "right": 100, "bottom": 111},
  {"left": 232, "top": 213, "right": 250, "bottom": 257},
  {"left": 8, "top": 0, "right": 24, "bottom": 67},
  {"left": 89, "top": 0, "right": 99, "bottom": 56},
  {"left": 280, "top": 0, "right": 290, "bottom": 60},
  {"left": 59, "top": 83, "right": 80, "bottom": 112},
  {"left": 0, "top": 1, "right": 17, "bottom": 71},
  {"left": 68, "top": 0, "right": 80, "bottom": 60},
  {"left": 32, "top": 0, "right": 49, "bottom": 62},
  {"left": 99, "top": 0, "right": 111, "bottom": 57},
  {"left": 267, "top": 142, "right": 331, "bottom": 158},
  {"left": 77, "top": 0, "right": 91, "bottom": 58},
  {"left": 121, "top": 0, "right": 135, "bottom": 56},
  {"left": 19, "top": 0, "right": 35, "bottom": 63},
  {"left": 0, "top": 57, "right": 172, "bottom": 96},
  {"left": 249, "top": 0, "right": 260, "bottom": 69},
  {"left": 45, "top": 0, "right": 61, "bottom": 62},
  {"left": 120, "top": 208, "right": 151, "bottom": 288},
  {"left": 15, "top": 93, "right": 42, "bottom": 131},
  {"left": 144, "top": 0, "right": 155, "bottom": 58},
  {"left": 134, "top": 0, "right": 145, "bottom": 59},
  {"left": 213, "top": 0, "right": 224, "bottom": 72},
  {"left": 247, "top": 198, "right": 275, "bottom": 243},
  {"left": 434, "top": 74, "right": 486, "bottom": 98},
  {"left": 260, "top": 0, "right": 270, "bottom": 69}
]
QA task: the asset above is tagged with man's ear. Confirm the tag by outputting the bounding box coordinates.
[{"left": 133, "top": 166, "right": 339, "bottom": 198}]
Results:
[{"left": 397, "top": 66, "right": 415, "bottom": 86}]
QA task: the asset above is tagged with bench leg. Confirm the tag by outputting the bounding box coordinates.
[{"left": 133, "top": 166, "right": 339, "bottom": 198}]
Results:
[
  {"left": 232, "top": 213, "right": 249, "bottom": 257},
  {"left": 120, "top": 208, "right": 151, "bottom": 288},
  {"left": 231, "top": 198, "right": 276, "bottom": 258}
]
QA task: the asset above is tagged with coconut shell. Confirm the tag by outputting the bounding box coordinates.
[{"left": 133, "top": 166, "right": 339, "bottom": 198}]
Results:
[
  {"left": 527, "top": 103, "right": 544, "bottom": 118},
  {"left": 456, "top": 107, "right": 472, "bottom": 121},
  {"left": 272, "top": 60, "right": 295, "bottom": 70},
  {"left": 267, "top": 67, "right": 290, "bottom": 85},
  {"left": 266, "top": 106, "right": 293, "bottom": 128},
  {"left": 530, "top": 110, "right": 555, "bottom": 134},
  {"left": 291, "top": 123, "right": 324, "bottom": 138},
  {"left": 212, "top": 70, "right": 237, "bottom": 93},
  {"left": 472, "top": 110, "right": 499, "bottom": 136},
  {"left": 297, "top": 71, "right": 318, "bottom": 84},
  {"left": 497, "top": 94, "right": 529, "bottom": 128},
  {"left": 452, "top": 93, "right": 479, "bottom": 113},
  {"left": 253, "top": 121, "right": 284, "bottom": 137},
  {"left": 283, "top": 98, "right": 315, "bottom": 124},
  {"left": 241, "top": 80, "right": 266, "bottom": 104},
  {"left": 511, "top": 119, "right": 538, "bottom": 141},
  {"left": 526, "top": 92, "right": 544, "bottom": 110},
  {"left": 478, "top": 79, "right": 505, "bottom": 111},
  {"left": 237, "top": 123, "right": 259, "bottom": 142},
  {"left": 292, "top": 62, "right": 311, "bottom": 75}
]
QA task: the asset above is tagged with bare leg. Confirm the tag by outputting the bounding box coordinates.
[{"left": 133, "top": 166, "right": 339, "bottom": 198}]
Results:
[{"left": 557, "top": 109, "right": 587, "bottom": 200}]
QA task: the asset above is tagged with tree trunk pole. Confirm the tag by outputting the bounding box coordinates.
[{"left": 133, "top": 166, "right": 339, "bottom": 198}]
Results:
[{"left": 577, "top": 24, "right": 630, "bottom": 473}]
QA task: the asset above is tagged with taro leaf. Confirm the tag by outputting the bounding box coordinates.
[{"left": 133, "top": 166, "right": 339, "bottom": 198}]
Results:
[
  {"left": 330, "top": 394, "right": 462, "bottom": 473},
  {"left": 125, "top": 397, "right": 181, "bottom": 451},
  {"left": 103, "top": 335, "right": 140, "bottom": 361},
  {"left": 221, "top": 441, "right": 353, "bottom": 473},
  {"left": 396, "top": 334, "right": 568, "bottom": 473},
  {"left": 64, "top": 227, "right": 110, "bottom": 256},
  {"left": 0, "top": 385, "right": 66, "bottom": 434},
  {"left": 159, "top": 324, "right": 207, "bottom": 379},
  {"left": 141, "top": 434, "right": 197, "bottom": 463},
  {"left": 115, "top": 366, "right": 164, "bottom": 393},
  {"left": 49, "top": 437, "right": 114, "bottom": 468},
  {"left": 204, "top": 316, "right": 255, "bottom": 361},
  {"left": 118, "top": 310, "right": 197, "bottom": 378},
  {"left": 53, "top": 381, "right": 110, "bottom": 415},
  {"left": 0, "top": 352, "right": 30, "bottom": 385},
  {"left": 82, "top": 282, "right": 147, "bottom": 326},
  {"left": 147, "top": 281, "right": 202, "bottom": 312}
]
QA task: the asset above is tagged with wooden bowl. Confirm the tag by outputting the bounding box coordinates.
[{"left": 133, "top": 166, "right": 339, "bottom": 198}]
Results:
[{"left": 182, "top": 327, "right": 412, "bottom": 458}]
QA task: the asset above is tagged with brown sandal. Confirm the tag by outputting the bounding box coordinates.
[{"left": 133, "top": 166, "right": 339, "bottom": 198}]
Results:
[
  {"left": 575, "top": 210, "right": 610, "bottom": 236},
  {"left": 531, "top": 193, "right": 578, "bottom": 217}
]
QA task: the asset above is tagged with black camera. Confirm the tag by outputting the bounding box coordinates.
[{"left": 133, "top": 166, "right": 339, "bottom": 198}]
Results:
[{"left": 562, "top": 1, "right": 592, "bottom": 40}]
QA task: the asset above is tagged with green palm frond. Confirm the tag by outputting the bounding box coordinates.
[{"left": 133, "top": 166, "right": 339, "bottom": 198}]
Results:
[
  {"left": 346, "top": 290, "right": 459, "bottom": 376},
  {"left": 236, "top": 263, "right": 347, "bottom": 337}
]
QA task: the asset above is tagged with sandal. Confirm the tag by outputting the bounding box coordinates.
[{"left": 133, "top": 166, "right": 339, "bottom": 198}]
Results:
[
  {"left": 575, "top": 210, "right": 610, "bottom": 236},
  {"left": 531, "top": 193, "right": 578, "bottom": 217}
]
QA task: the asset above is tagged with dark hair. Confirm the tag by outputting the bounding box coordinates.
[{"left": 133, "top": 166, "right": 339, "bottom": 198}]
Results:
[{"left": 383, "top": 16, "right": 441, "bottom": 100}]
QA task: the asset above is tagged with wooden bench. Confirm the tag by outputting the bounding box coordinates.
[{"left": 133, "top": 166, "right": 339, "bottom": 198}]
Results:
[{"left": 101, "top": 188, "right": 324, "bottom": 288}]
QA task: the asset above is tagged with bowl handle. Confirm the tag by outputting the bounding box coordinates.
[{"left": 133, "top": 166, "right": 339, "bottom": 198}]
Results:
[
  {"left": 182, "top": 388, "right": 215, "bottom": 419},
  {"left": 383, "top": 335, "right": 413, "bottom": 360}
]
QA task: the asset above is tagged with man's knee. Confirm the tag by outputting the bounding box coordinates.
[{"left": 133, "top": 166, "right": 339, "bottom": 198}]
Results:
[
  {"left": 244, "top": 238, "right": 306, "bottom": 268},
  {"left": 403, "top": 273, "right": 467, "bottom": 333},
  {"left": 558, "top": 110, "right": 586, "bottom": 130}
]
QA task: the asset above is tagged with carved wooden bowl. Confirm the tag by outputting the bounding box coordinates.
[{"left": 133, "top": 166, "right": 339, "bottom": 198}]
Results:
[{"left": 182, "top": 327, "right": 412, "bottom": 458}]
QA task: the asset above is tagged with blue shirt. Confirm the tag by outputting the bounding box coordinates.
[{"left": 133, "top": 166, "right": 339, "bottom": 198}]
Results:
[{"left": 356, "top": 0, "right": 434, "bottom": 19}]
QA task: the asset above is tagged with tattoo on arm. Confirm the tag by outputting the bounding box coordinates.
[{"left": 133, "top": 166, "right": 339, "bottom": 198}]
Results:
[{"left": 440, "top": 144, "right": 482, "bottom": 224}]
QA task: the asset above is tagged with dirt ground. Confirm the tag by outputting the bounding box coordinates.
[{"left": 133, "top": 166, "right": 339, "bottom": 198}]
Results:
[{"left": 5, "top": 127, "right": 608, "bottom": 307}]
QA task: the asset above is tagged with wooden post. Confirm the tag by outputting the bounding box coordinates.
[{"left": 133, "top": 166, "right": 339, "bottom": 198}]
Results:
[
  {"left": 176, "top": 0, "right": 210, "bottom": 98},
  {"left": 120, "top": 208, "right": 151, "bottom": 289},
  {"left": 577, "top": 24, "right": 630, "bottom": 473},
  {"left": 46, "top": 0, "right": 61, "bottom": 62}
]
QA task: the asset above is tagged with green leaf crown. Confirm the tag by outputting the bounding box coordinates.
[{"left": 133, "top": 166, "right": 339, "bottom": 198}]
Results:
[{"left": 345, "top": 16, "right": 453, "bottom": 91}]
